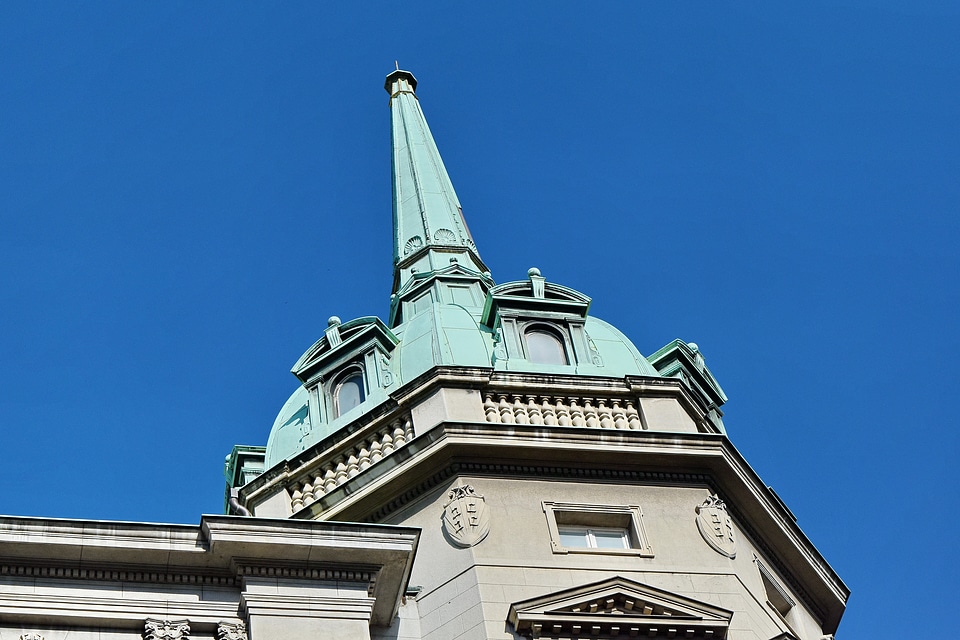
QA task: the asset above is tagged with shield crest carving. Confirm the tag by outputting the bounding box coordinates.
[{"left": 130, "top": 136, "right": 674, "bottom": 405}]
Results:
[
  {"left": 696, "top": 494, "right": 737, "bottom": 558},
  {"left": 442, "top": 484, "right": 490, "bottom": 548}
]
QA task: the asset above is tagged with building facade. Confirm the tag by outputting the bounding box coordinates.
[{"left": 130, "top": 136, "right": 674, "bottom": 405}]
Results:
[{"left": 0, "top": 70, "right": 847, "bottom": 640}]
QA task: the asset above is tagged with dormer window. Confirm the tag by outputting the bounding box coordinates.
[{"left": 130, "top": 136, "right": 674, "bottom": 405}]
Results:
[
  {"left": 483, "top": 274, "right": 594, "bottom": 372},
  {"left": 334, "top": 370, "right": 366, "bottom": 417},
  {"left": 525, "top": 327, "right": 569, "bottom": 365}
]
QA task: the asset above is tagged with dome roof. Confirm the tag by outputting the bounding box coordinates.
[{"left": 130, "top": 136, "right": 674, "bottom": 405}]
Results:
[
  {"left": 263, "top": 278, "right": 666, "bottom": 467},
  {"left": 581, "top": 316, "right": 661, "bottom": 377},
  {"left": 258, "top": 70, "right": 709, "bottom": 469},
  {"left": 264, "top": 385, "right": 311, "bottom": 468}
]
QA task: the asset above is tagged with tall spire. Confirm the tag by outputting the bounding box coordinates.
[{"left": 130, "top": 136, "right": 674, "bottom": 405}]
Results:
[{"left": 386, "top": 69, "right": 488, "bottom": 303}]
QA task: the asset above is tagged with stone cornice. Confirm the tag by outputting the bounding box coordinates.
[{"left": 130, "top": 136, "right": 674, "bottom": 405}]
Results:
[
  {"left": 0, "top": 592, "right": 238, "bottom": 626},
  {"left": 240, "top": 593, "right": 375, "bottom": 619},
  {"left": 0, "top": 515, "right": 419, "bottom": 627},
  {"left": 241, "top": 367, "right": 721, "bottom": 507},
  {"left": 291, "top": 422, "right": 847, "bottom": 633}
]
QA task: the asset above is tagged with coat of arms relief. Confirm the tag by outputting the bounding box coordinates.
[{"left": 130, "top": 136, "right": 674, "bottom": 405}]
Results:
[
  {"left": 695, "top": 493, "right": 737, "bottom": 558},
  {"left": 442, "top": 484, "right": 491, "bottom": 548}
]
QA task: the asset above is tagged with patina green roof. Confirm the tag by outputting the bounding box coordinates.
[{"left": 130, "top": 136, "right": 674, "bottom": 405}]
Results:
[
  {"left": 386, "top": 69, "right": 488, "bottom": 300},
  {"left": 256, "top": 69, "right": 721, "bottom": 469}
]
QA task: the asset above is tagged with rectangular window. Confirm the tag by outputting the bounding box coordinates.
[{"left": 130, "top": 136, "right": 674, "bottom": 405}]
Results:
[
  {"left": 411, "top": 291, "right": 433, "bottom": 316},
  {"left": 543, "top": 502, "right": 654, "bottom": 557},
  {"left": 754, "top": 557, "right": 804, "bottom": 639},
  {"left": 447, "top": 284, "right": 477, "bottom": 307},
  {"left": 558, "top": 526, "right": 629, "bottom": 549}
]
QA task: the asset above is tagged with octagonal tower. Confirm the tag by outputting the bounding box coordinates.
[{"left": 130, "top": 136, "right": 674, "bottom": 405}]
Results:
[{"left": 225, "top": 70, "right": 847, "bottom": 640}]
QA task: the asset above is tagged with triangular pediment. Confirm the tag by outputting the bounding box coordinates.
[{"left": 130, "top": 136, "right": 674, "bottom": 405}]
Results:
[{"left": 508, "top": 576, "right": 732, "bottom": 638}]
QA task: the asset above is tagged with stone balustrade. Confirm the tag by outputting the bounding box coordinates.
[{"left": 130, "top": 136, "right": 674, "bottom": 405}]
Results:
[
  {"left": 482, "top": 392, "right": 644, "bottom": 430},
  {"left": 290, "top": 415, "right": 414, "bottom": 512}
]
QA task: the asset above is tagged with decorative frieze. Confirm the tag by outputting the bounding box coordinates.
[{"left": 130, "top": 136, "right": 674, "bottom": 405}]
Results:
[
  {"left": 217, "top": 621, "right": 247, "bottom": 640},
  {"left": 366, "top": 460, "right": 711, "bottom": 523},
  {"left": 0, "top": 564, "right": 233, "bottom": 585},
  {"left": 236, "top": 564, "right": 375, "bottom": 583},
  {"left": 483, "top": 392, "right": 643, "bottom": 430},
  {"left": 290, "top": 414, "right": 414, "bottom": 512},
  {"left": 144, "top": 619, "right": 190, "bottom": 639}
]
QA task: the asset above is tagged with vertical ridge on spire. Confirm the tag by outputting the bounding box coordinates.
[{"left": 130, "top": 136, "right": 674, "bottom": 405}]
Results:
[{"left": 386, "top": 69, "right": 487, "bottom": 300}]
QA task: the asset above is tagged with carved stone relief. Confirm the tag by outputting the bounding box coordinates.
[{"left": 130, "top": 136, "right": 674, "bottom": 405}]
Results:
[
  {"left": 695, "top": 494, "right": 737, "bottom": 558},
  {"left": 492, "top": 327, "right": 508, "bottom": 362},
  {"left": 144, "top": 619, "right": 190, "bottom": 640},
  {"left": 442, "top": 484, "right": 490, "bottom": 548},
  {"left": 403, "top": 235, "right": 423, "bottom": 255},
  {"left": 379, "top": 355, "right": 394, "bottom": 387},
  {"left": 586, "top": 332, "right": 604, "bottom": 366},
  {"left": 433, "top": 228, "right": 456, "bottom": 243},
  {"left": 217, "top": 621, "right": 247, "bottom": 640},
  {"left": 20, "top": 634, "right": 43, "bottom": 640}
]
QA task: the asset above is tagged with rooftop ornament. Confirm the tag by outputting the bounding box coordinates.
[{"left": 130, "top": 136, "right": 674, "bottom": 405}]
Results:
[{"left": 325, "top": 316, "right": 343, "bottom": 347}]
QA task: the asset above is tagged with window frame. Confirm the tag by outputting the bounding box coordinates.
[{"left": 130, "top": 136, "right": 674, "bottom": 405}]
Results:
[
  {"left": 756, "top": 556, "right": 803, "bottom": 637},
  {"left": 543, "top": 501, "right": 654, "bottom": 557},
  {"left": 523, "top": 325, "right": 570, "bottom": 365},
  {"left": 557, "top": 525, "right": 630, "bottom": 550},
  {"left": 520, "top": 322, "right": 574, "bottom": 366},
  {"left": 331, "top": 366, "right": 368, "bottom": 418}
]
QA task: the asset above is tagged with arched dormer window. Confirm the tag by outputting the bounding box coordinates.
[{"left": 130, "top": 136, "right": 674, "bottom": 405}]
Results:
[
  {"left": 334, "top": 370, "right": 366, "bottom": 417},
  {"left": 525, "top": 327, "right": 569, "bottom": 365}
]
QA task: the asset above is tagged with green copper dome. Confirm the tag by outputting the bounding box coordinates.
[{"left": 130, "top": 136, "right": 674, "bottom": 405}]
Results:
[
  {"left": 264, "top": 294, "right": 661, "bottom": 468},
  {"left": 260, "top": 70, "right": 717, "bottom": 469}
]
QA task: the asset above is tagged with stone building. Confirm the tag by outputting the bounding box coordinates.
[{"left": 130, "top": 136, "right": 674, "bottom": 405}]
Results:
[{"left": 0, "top": 70, "right": 847, "bottom": 640}]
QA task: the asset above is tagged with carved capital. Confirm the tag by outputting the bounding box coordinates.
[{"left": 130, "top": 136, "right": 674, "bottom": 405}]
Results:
[
  {"left": 144, "top": 619, "right": 190, "bottom": 640},
  {"left": 217, "top": 621, "right": 248, "bottom": 640}
]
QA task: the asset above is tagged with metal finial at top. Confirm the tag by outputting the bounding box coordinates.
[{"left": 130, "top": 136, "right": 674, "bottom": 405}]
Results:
[
  {"left": 385, "top": 68, "right": 418, "bottom": 95},
  {"left": 395, "top": 60, "right": 400, "bottom": 70}
]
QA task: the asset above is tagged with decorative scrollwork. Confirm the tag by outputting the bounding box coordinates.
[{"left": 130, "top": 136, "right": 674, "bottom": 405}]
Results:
[
  {"left": 144, "top": 619, "right": 190, "bottom": 640},
  {"left": 217, "top": 621, "right": 247, "bottom": 640}
]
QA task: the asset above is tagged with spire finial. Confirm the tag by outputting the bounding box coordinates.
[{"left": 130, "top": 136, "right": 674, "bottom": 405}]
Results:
[
  {"left": 386, "top": 69, "right": 490, "bottom": 325},
  {"left": 385, "top": 67, "right": 417, "bottom": 96}
]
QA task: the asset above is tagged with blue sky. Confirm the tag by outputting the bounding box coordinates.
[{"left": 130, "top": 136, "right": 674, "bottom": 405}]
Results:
[{"left": 1, "top": 3, "right": 958, "bottom": 637}]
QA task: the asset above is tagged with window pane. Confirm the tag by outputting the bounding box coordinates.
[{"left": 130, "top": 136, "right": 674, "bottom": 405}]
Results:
[
  {"left": 593, "top": 528, "right": 629, "bottom": 549},
  {"left": 558, "top": 527, "right": 590, "bottom": 548},
  {"left": 526, "top": 330, "right": 568, "bottom": 365},
  {"left": 412, "top": 292, "right": 433, "bottom": 316},
  {"left": 336, "top": 374, "right": 365, "bottom": 416}
]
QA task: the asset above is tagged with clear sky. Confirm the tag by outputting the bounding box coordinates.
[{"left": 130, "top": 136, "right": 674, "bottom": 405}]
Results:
[{"left": 1, "top": 3, "right": 957, "bottom": 637}]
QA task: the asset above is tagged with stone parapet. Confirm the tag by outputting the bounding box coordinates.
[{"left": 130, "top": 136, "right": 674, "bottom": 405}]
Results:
[{"left": 242, "top": 368, "right": 726, "bottom": 521}]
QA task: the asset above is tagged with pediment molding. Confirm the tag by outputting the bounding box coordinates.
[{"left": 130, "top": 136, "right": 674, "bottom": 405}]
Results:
[
  {"left": 292, "top": 317, "right": 398, "bottom": 384},
  {"left": 482, "top": 279, "right": 592, "bottom": 327},
  {"left": 508, "top": 576, "right": 732, "bottom": 638}
]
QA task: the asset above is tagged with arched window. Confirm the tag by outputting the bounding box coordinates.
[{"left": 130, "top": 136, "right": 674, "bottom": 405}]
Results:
[
  {"left": 334, "top": 371, "right": 366, "bottom": 417},
  {"left": 525, "top": 328, "right": 568, "bottom": 365}
]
